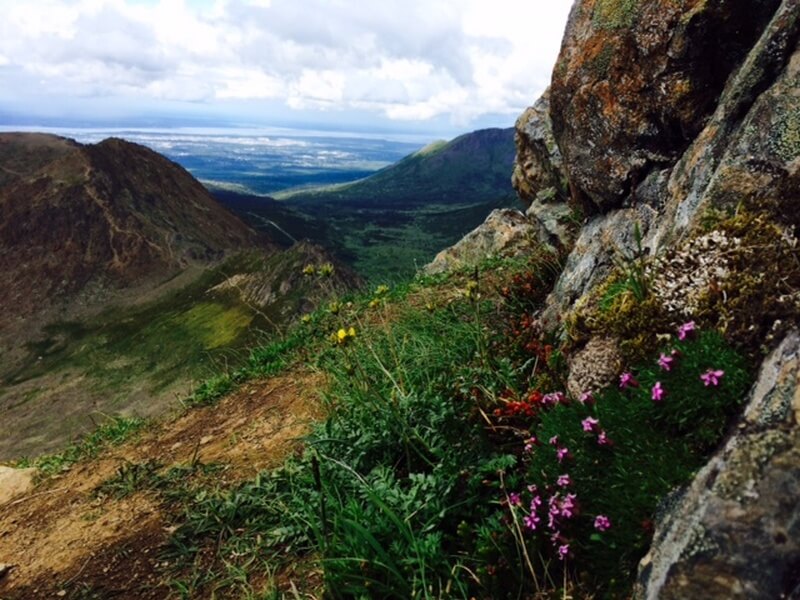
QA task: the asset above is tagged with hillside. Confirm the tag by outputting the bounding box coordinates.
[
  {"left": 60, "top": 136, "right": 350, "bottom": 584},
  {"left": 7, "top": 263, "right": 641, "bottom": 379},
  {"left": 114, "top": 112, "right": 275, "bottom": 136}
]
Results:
[
  {"left": 0, "top": 134, "right": 358, "bottom": 459},
  {"left": 0, "top": 133, "right": 261, "bottom": 326},
  {"left": 278, "top": 127, "right": 516, "bottom": 207},
  {"left": 218, "top": 128, "right": 520, "bottom": 281},
  {"left": 2, "top": 1, "right": 800, "bottom": 598}
]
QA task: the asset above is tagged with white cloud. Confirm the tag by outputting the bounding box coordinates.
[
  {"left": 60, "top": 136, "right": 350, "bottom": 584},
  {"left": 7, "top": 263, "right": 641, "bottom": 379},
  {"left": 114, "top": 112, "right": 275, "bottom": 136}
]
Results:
[{"left": 0, "top": 0, "right": 574, "bottom": 127}]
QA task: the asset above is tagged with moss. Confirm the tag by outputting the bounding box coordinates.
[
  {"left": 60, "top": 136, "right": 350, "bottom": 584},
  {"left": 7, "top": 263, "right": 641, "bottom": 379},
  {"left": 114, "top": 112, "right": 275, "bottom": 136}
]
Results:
[
  {"left": 591, "top": 42, "right": 616, "bottom": 77},
  {"left": 592, "top": 0, "right": 640, "bottom": 30},
  {"left": 177, "top": 302, "right": 253, "bottom": 350},
  {"left": 565, "top": 269, "right": 672, "bottom": 365}
]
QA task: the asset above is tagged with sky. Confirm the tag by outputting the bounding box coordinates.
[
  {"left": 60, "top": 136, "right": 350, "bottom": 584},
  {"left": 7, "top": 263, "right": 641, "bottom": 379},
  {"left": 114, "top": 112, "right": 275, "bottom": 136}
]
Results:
[{"left": 0, "top": 0, "right": 574, "bottom": 136}]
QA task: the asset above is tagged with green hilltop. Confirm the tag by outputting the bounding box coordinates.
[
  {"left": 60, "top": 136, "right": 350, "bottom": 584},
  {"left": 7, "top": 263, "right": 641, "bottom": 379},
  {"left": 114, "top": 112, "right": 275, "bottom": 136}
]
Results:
[{"left": 218, "top": 127, "right": 519, "bottom": 282}]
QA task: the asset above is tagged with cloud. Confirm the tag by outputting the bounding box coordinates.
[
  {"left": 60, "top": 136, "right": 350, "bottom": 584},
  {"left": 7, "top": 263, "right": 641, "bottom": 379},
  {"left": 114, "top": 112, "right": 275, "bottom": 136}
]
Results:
[{"left": 0, "top": 0, "right": 574, "bottom": 127}]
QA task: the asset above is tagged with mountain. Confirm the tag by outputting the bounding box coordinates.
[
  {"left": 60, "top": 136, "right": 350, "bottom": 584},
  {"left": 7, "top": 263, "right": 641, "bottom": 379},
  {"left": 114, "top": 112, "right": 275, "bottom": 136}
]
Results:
[
  {"left": 0, "top": 133, "right": 357, "bottom": 459},
  {"left": 0, "top": 133, "right": 261, "bottom": 326},
  {"left": 217, "top": 128, "right": 520, "bottom": 281},
  {"left": 278, "top": 127, "right": 516, "bottom": 207}
]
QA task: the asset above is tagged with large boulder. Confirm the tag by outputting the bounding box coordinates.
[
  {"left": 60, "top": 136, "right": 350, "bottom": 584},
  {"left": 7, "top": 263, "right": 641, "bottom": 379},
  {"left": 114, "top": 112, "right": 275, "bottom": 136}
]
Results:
[
  {"left": 512, "top": 91, "right": 576, "bottom": 249},
  {"left": 659, "top": 1, "right": 800, "bottom": 245},
  {"left": 512, "top": 90, "right": 568, "bottom": 209},
  {"left": 636, "top": 331, "right": 800, "bottom": 599},
  {"left": 550, "top": 0, "right": 781, "bottom": 211}
]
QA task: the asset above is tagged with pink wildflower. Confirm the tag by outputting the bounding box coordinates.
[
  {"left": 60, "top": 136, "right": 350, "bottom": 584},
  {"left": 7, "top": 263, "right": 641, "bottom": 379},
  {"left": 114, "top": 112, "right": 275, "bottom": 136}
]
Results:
[
  {"left": 527, "top": 484, "right": 538, "bottom": 494},
  {"left": 547, "top": 499, "right": 560, "bottom": 529},
  {"left": 581, "top": 416, "right": 600, "bottom": 432},
  {"left": 556, "top": 446, "right": 571, "bottom": 463},
  {"left": 579, "top": 390, "right": 596, "bottom": 406},
  {"left": 700, "top": 369, "right": 725, "bottom": 387},
  {"left": 523, "top": 513, "right": 541, "bottom": 531},
  {"left": 557, "top": 474, "right": 572, "bottom": 488},
  {"left": 597, "top": 430, "right": 613, "bottom": 447},
  {"left": 619, "top": 372, "right": 639, "bottom": 389},
  {"left": 594, "top": 515, "right": 612, "bottom": 532},
  {"left": 557, "top": 544, "right": 570, "bottom": 560},
  {"left": 509, "top": 492, "right": 522, "bottom": 506},
  {"left": 657, "top": 353, "right": 675, "bottom": 371},
  {"left": 548, "top": 435, "right": 559, "bottom": 446},
  {"left": 560, "top": 493, "right": 577, "bottom": 519},
  {"left": 530, "top": 496, "right": 542, "bottom": 512},
  {"left": 678, "top": 321, "right": 696, "bottom": 341},
  {"left": 542, "top": 392, "right": 567, "bottom": 406},
  {"left": 524, "top": 436, "right": 539, "bottom": 453},
  {"left": 651, "top": 381, "right": 667, "bottom": 402}
]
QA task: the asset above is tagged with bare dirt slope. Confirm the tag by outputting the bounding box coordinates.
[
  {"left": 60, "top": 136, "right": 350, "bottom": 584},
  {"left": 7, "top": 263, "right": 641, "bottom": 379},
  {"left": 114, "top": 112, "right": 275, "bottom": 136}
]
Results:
[{"left": 0, "top": 368, "right": 325, "bottom": 599}]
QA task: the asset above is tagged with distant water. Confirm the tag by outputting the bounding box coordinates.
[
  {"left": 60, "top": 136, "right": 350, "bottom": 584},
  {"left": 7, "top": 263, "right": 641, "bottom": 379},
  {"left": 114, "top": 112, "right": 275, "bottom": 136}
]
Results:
[{"left": 0, "top": 125, "right": 428, "bottom": 195}]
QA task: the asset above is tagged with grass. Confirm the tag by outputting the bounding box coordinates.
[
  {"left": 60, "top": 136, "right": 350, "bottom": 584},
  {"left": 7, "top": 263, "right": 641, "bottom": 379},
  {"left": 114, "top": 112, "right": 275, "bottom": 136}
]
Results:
[
  {"left": 0, "top": 245, "right": 355, "bottom": 460},
  {"left": 13, "top": 248, "right": 756, "bottom": 598},
  {"left": 510, "top": 331, "right": 749, "bottom": 594},
  {"left": 156, "top": 248, "right": 755, "bottom": 599}
]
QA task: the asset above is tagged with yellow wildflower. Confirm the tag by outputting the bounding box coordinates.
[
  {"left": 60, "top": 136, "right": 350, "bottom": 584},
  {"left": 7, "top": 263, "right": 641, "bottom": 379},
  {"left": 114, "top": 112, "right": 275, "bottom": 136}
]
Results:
[{"left": 335, "top": 327, "right": 356, "bottom": 345}]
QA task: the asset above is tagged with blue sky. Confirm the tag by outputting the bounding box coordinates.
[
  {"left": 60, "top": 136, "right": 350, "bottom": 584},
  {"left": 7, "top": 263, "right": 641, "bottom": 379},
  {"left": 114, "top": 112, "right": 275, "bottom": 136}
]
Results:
[{"left": 0, "top": 0, "right": 573, "bottom": 137}]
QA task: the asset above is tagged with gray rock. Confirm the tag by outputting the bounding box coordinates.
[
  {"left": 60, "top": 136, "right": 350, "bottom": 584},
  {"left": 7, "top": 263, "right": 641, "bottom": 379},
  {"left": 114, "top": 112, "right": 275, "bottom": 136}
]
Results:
[
  {"left": 636, "top": 331, "right": 800, "bottom": 599},
  {"left": 550, "top": 0, "right": 780, "bottom": 211},
  {"left": 566, "top": 337, "right": 623, "bottom": 399},
  {"left": 512, "top": 90, "right": 568, "bottom": 209},
  {"left": 656, "top": 0, "right": 800, "bottom": 247},
  {"left": 540, "top": 202, "right": 658, "bottom": 329},
  {"left": 424, "top": 209, "right": 546, "bottom": 275}
]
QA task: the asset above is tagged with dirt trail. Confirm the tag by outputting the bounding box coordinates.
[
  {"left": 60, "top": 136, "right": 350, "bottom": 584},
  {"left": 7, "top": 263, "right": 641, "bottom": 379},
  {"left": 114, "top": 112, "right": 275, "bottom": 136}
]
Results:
[{"left": 0, "top": 369, "right": 325, "bottom": 599}]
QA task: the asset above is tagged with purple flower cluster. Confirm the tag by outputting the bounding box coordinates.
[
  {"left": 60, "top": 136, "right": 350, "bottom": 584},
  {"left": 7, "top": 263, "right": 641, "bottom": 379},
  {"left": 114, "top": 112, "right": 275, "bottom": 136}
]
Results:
[{"left": 651, "top": 322, "right": 725, "bottom": 402}]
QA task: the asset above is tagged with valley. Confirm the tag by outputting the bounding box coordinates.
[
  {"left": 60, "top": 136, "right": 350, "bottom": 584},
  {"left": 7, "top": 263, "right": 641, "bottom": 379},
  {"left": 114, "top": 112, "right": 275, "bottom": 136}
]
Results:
[
  {"left": 0, "top": 133, "right": 358, "bottom": 460},
  {"left": 218, "top": 127, "right": 519, "bottom": 281}
]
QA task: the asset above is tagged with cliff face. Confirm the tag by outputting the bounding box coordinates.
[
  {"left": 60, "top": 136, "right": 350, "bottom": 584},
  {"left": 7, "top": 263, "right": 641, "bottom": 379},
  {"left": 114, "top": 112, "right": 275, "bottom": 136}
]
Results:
[
  {"left": 434, "top": 0, "right": 800, "bottom": 596},
  {"left": 518, "top": 1, "right": 800, "bottom": 596}
]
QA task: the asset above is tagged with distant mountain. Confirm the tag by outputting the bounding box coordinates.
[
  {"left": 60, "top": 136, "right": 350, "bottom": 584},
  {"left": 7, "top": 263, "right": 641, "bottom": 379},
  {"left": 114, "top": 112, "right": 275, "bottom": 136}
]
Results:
[
  {"left": 219, "top": 128, "right": 520, "bottom": 281},
  {"left": 278, "top": 127, "right": 516, "bottom": 207},
  {"left": 0, "top": 133, "right": 358, "bottom": 459},
  {"left": 0, "top": 133, "right": 261, "bottom": 326}
]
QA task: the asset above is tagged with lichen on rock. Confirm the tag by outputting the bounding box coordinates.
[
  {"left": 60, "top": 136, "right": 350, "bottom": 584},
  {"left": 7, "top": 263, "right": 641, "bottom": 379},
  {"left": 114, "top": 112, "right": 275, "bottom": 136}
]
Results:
[{"left": 550, "top": 0, "right": 781, "bottom": 211}]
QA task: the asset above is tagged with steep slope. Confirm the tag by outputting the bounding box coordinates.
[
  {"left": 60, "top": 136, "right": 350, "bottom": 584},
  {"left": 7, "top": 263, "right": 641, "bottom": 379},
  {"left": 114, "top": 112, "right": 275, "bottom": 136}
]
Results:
[
  {"left": 0, "top": 134, "right": 261, "bottom": 326},
  {"left": 0, "top": 134, "right": 359, "bottom": 460},
  {"left": 219, "top": 128, "right": 519, "bottom": 281}
]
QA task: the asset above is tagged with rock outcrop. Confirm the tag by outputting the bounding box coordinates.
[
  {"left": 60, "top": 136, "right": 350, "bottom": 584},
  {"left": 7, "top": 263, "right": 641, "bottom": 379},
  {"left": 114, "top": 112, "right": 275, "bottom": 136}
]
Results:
[
  {"left": 495, "top": 0, "right": 800, "bottom": 594},
  {"left": 550, "top": 0, "right": 781, "bottom": 211},
  {"left": 636, "top": 331, "right": 800, "bottom": 599},
  {"left": 511, "top": 91, "right": 568, "bottom": 210},
  {"left": 658, "top": 2, "right": 800, "bottom": 246},
  {"left": 425, "top": 209, "right": 544, "bottom": 274}
]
